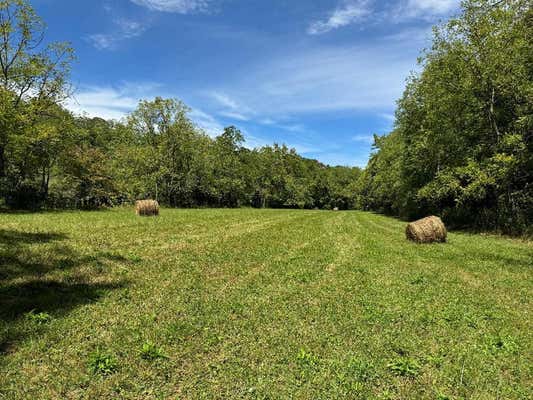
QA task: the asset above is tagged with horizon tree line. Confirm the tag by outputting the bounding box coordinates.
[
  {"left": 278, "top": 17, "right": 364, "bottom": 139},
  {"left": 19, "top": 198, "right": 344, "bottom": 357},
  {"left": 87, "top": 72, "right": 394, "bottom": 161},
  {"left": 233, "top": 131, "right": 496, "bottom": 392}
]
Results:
[{"left": 0, "top": 0, "right": 530, "bottom": 235}]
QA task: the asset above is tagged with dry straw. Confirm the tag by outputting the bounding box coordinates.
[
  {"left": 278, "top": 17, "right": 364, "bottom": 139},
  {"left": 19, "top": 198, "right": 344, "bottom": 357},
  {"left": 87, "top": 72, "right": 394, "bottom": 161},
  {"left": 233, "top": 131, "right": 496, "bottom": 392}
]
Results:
[
  {"left": 406, "top": 216, "right": 447, "bottom": 243},
  {"left": 135, "top": 200, "right": 160, "bottom": 217}
]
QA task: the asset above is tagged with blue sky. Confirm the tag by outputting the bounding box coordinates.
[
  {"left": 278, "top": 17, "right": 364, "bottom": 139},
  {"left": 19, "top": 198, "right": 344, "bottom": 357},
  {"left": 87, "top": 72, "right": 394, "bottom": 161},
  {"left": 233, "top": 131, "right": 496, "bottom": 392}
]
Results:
[{"left": 33, "top": 0, "right": 460, "bottom": 167}]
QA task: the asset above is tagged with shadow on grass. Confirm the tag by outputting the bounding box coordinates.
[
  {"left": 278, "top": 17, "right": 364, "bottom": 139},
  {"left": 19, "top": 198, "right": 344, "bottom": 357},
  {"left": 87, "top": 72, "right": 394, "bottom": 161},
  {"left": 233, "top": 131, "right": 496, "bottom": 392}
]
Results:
[{"left": 0, "top": 229, "right": 128, "bottom": 353}]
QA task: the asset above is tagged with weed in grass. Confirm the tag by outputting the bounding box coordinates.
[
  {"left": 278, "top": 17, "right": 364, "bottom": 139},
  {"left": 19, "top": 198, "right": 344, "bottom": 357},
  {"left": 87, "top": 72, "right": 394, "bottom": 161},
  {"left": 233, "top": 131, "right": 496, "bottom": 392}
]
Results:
[
  {"left": 296, "top": 348, "right": 319, "bottom": 368},
  {"left": 419, "top": 310, "right": 437, "bottom": 325},
  {"left": 140, "top": 341, "right": 167, "bottom": 361},
  {"left": 387, "top": 357, "right": 421, "bottom": 377},
  {"left": 464, "top": 312, "right": 480, "bottom": 328},
  {"left": 127, "top": 253, "right": 142, "bottom": 263},
  {"left": 203, "top": 328, "right": 224, "bottom": 349},
  {"left": 117, "top": 288, "right": 132, "bottom": 303},
  {"left": 88, "top": 350, "right": 118, "bottom": 375},
  {"left": 487, "top": 335, "right": 518, "bottom": 355},
  {"left": 166, "top": 321, "right": 196, "bottom": 342},
  {"left": 296, "top": 348, "right": 319, "bottom": 382},
  {"left": 25, "top": 311, "right": 52, "bottom": 325},
  {"left": 336, "top": 379, "right": 366, "bottom": 396},
  {"left": 335, "top": 358, "right": 375, "bottom": 397},
  {"left": 345, "top": 358, "right": 376, "bottom": 382},
  {"left": 436, "top": 392, "right": 451, "bottom": 400},
  {"left": 410, "top": 275, "right": 428, "bottom": 285},
  {"left": 425, "top": 354, "right": 445, "bottom": 369}
]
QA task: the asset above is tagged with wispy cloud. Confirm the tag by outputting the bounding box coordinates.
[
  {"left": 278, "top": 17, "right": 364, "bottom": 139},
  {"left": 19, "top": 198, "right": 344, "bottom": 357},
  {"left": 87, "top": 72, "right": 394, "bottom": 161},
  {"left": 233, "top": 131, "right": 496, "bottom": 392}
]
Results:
[
  {"left": 244, "top": 134, "right": 319, "bottom": 155},
  {"left": 217, "top": 42, "right": 416, "bottom": 116},
  {"left": 315, "top": 152, "right": 364, "bottom": 167},
  {"left": 218, "top": 111, "right": 250, "bottom": 121},
  {"left": 66, "top": 82, "right": 161, "bottom": 120},
  {"left": 209, "top": 92, "right": 240, "bottom": 110},
  {"left": 130, "top": 0, "right": 212, "bottom": 13},
  {"left": 352, "top": 134, "right": 374, "bottom": 144},
  {"left": 307, "top": 0, "right": 460, "bottom": 35},
  {"left": 207, "top": 91, "right": 256, "bottom": 121},
  {"left": 189, "top": 108, "right": 225, "bottom": 136},
  {"left": 400, "top": 0, "right": 459, "bottom": 17},
  {"left": 66, "top": 82, "right": 225, "bottom": 137},
  {"left": 308, "top": 0, "right": 371, "bottom": 35},
  {"left": 87, "top": 18, "right": 148, "bottom": 50}
]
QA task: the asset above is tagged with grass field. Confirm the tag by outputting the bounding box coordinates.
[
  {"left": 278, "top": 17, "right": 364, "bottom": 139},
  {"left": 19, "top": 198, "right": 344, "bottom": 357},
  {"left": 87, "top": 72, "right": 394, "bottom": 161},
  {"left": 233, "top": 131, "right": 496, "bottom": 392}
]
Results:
[{"left": 0, "top": 208, "right": 531, "bottom": 399}]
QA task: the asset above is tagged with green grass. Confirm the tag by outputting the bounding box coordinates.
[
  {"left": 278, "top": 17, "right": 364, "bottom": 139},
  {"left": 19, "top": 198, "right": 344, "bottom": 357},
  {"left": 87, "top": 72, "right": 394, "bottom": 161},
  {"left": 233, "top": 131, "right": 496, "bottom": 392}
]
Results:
[{"left": 0, "top": 208, "right": 531, "bottom": 399}]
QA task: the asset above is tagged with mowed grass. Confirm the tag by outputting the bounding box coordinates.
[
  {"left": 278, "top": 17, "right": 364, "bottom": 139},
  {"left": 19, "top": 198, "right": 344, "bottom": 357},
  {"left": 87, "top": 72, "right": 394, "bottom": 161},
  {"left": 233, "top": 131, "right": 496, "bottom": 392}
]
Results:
[{"left": 0, "top": 209, "right": 531, "bottom": 399}]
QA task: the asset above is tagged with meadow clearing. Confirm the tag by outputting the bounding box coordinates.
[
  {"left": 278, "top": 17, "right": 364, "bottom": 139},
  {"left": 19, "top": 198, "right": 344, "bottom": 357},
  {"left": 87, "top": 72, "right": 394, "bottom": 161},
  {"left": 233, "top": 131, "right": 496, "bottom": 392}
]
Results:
[{"left": 0, "top": 208, "right": 531, "bottom": 399}]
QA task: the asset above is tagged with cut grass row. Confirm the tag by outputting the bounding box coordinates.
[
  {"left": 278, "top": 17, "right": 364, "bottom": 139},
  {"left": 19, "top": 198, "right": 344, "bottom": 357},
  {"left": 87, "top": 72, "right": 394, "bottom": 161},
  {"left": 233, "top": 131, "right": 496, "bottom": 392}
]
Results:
[{"left": 0, "top": 209, "right": 531, "bottom": 399}]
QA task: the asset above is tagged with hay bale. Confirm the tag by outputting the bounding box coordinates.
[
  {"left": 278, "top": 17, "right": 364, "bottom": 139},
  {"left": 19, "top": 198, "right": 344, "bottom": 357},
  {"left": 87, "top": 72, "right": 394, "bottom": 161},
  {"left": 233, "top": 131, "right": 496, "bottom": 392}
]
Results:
[
  {"left": 333, "top": 207, "right": 339, "bottom": 211},
  {"left": 406, "top": 216, "right": 447, "bottom": 243},
  {"left": 135, "top": 200, "right": 160, "bottom": 217}
]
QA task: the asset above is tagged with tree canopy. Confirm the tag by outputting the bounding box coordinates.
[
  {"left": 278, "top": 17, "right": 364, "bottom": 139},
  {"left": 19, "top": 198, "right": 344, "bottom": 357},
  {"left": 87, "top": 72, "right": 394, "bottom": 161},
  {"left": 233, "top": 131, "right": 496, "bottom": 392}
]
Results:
[
  {"left": 358, "top": 0, "right": 532, "bottom": 234},
  {"left": 0, "top": 0, "right": 531, "bottom": 234}
]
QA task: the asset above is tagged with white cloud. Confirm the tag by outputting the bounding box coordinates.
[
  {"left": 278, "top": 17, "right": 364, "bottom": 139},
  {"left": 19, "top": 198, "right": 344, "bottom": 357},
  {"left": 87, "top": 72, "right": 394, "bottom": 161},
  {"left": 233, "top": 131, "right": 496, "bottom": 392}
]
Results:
[
  {"left": 387, "top": 0, "right": 460, "bottom": 22},
  {"left": 218, "top": 111, "right": 250, "bottom": 121},
  {"left": 209, "top": 92, "right": 241, "bottom": 111},
  {"left": 189, "top": 108, "right": 225, "bottom": 136},
  {"left": 243, "top": 134, "right": 319, "bottom": 155},
  {"left": 352, "top": 134, "right": 374, "bottom": 144},
  {"left": 218, "top": 42, "right": 416, "bottom": 116},
  {"left": 130, "top": 0, "right": 211, "bottom": 13},
  {"left": 384, "top": 26, "right": 433, "bottom": 43},
  {"left": 243, "top": 134, "right": 271, "bottom": 149},
  {"left": 379, "top": 113, "right": 395, "bottom": 122},
  {"left": 404, "top": 0, "right": 459, "bottom": 16},
  {"left": 66, "top": 85, "right": 142, "bottom": 120},
  {"left": 259, "top": 118, "right": 276, "bottom": 125},
  {"left": 207, "top": 91, "right": 256, "bottom": 122},
  {"left": 307, "top": 0, "right": 460, "bottom": 35},
  {"left": 87, "top": 18, "right": 147, "bottom": 50},
  {"left": 314, "top": 152, "right": 365, "bottom": 167},
  {"left": 87, "top": 34, "right": 116, "bottom": 51},
  {"left": 308, "top": 0, "right": 372, "bottom": 35},
  {"left": 66, "top": 83, "right": 225, "bottom": 137}
]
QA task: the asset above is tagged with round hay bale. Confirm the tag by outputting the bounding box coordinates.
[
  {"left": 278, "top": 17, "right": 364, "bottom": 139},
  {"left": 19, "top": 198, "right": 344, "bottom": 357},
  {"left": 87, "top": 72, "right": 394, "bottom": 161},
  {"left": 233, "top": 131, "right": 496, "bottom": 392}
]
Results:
[
  {"left": 135, "top": 200, "right": 160, "bottom": 217},
  {"left": 406, "top": 216, "right": 447, "bottom": 243}
]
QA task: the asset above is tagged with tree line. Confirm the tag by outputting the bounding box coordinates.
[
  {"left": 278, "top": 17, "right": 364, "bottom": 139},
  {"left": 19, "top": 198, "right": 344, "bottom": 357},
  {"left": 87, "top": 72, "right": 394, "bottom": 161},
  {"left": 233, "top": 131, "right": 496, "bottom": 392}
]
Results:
[
  {"left": 3, "top": 94, "right": 362, "bottom": 210},
  {"left": 0, "top": 0, "right": 531, "bottom": 234},
  {"left": 358, "top": 0, "right": 532, "bottom": 235},
  {"left": 0, "top": 0, "right": 361, "bottom": 211}
]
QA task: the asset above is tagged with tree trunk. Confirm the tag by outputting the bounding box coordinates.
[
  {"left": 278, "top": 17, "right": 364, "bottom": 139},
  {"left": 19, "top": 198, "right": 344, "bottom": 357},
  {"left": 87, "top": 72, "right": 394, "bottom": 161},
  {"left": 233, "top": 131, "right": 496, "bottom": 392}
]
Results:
[{"left": 0, "top": 145, "right": 5, "bottom": 178}]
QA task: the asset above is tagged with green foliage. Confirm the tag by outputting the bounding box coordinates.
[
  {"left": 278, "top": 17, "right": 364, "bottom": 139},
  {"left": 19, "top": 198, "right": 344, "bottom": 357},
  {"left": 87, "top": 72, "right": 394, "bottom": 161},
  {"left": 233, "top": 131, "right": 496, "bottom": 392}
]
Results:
[
  {"left": 387, "top": 357, "right": 421, "bottom": 377},
  {"left": 0, "top": 0, "right": 74, "bottom": 208},
  {"left": 357, "top": 132, "right": 405, "bottom": 215},
  {"left": 356, "top": 0, "right": 532, "bottom": 234},
  {"left": 25, "top": 310, "right": 52, "bottom": 325},
  {"left": 1, "top": 0, "right": 530, "bottom": 237},
  {"left": 87, "top": 350, "right": 118, "bottom": 375},
  {"left": 0, "top": 2, "right": 361, "bottom": 211},
  {"left": 487, "top": 335, "right": 518, "bottom": 355},
  {"left": 139, "top": 341, "right": 167, "bottom": 361},
  {"left": 296, "top": 348, "right": 319, "bottom": 368},
  {"left": 344, "top": 358, "right": 376, "bottom": 382}
]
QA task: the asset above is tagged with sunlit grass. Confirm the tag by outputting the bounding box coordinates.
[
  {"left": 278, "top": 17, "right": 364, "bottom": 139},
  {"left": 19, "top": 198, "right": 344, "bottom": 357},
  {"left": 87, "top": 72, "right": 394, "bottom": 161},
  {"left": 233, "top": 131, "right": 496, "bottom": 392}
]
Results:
[{"left": 0, "top": 208, "right": 531, "bottom": 399}]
